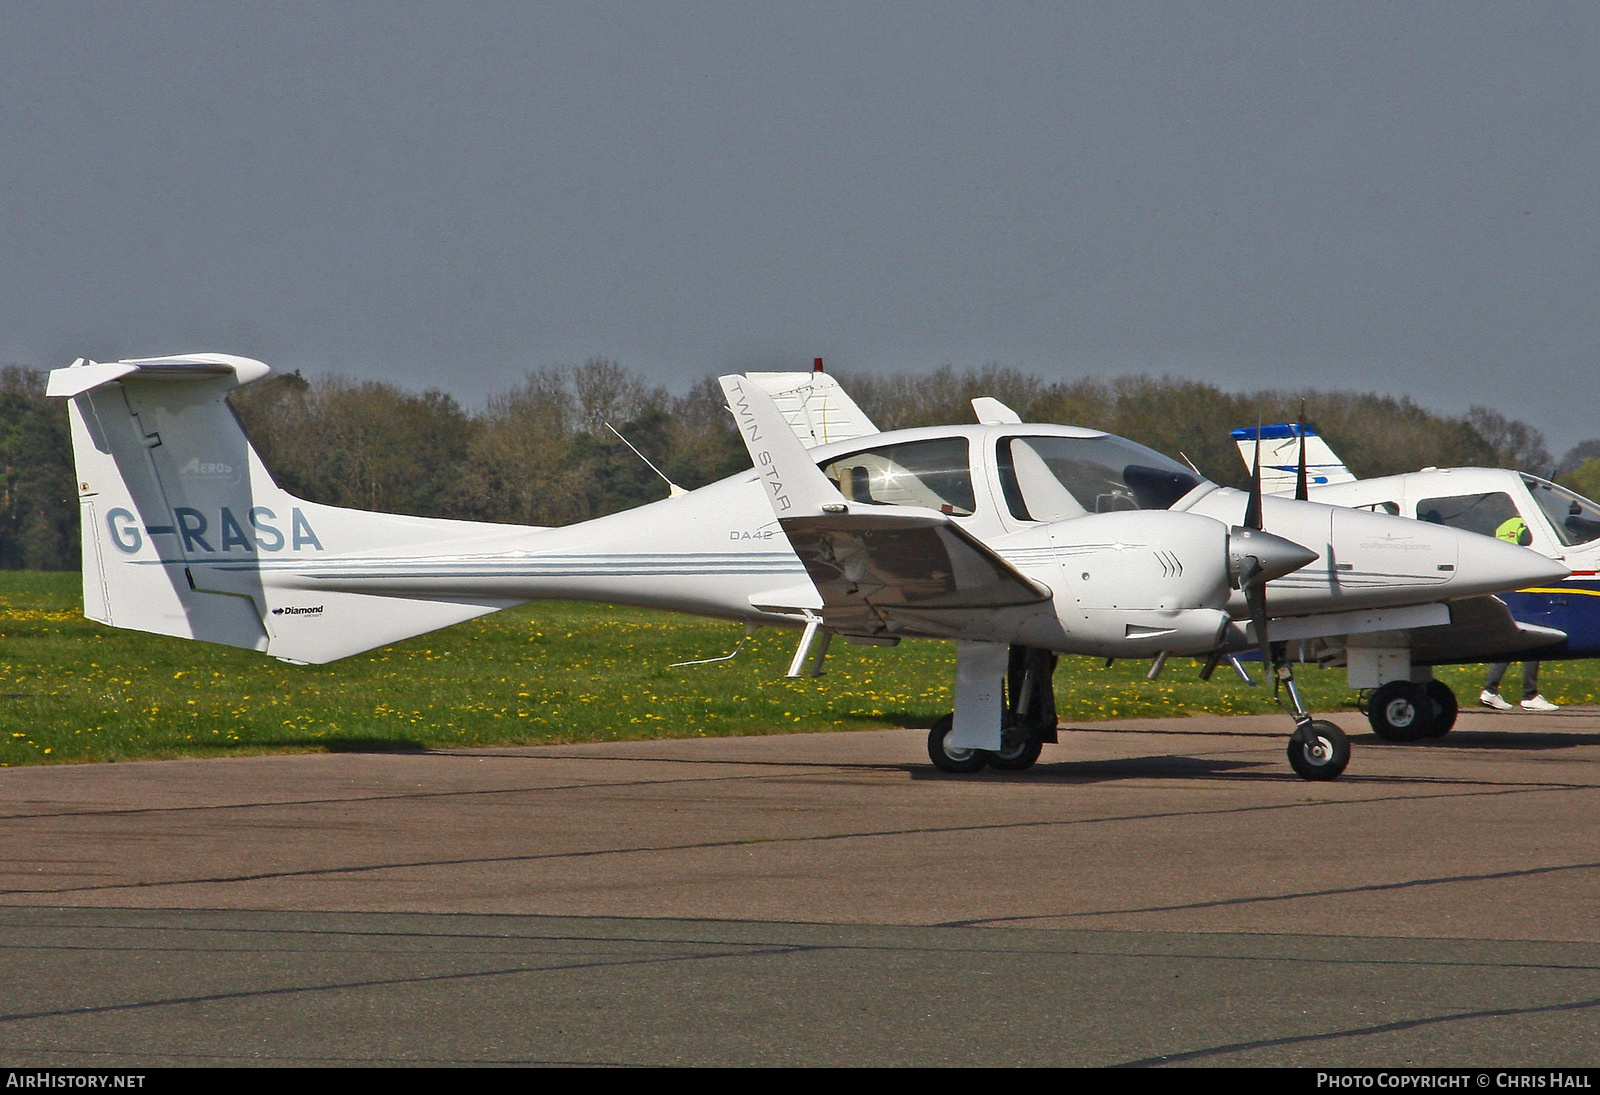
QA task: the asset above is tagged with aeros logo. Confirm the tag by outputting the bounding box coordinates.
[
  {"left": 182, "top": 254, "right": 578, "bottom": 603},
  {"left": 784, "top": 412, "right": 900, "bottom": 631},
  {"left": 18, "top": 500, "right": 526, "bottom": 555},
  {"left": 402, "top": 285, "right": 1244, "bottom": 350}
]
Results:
[{"left": 105, "top": 506, "right": 324, "bottom": 554}]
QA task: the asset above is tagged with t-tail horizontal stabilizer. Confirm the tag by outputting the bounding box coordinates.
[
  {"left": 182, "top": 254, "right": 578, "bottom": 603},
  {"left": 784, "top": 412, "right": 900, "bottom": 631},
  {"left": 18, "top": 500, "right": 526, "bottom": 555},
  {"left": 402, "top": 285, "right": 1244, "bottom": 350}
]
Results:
[
  {"left": 1232, "top": 423, "right": 1357, "bottom": 494},
  {"left": 741, "top": 369, "right": 879, "bottom": 449},
  {"left": 52, "top": 355, "right": 520, "bottom": 663}
]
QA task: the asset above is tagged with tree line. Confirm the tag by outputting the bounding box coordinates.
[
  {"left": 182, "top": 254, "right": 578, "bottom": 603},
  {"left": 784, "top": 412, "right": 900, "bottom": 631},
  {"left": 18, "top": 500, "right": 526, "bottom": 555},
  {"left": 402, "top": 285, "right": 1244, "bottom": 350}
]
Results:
[{"left": 0, "top": 358, "right": 1592, "bottom": 570}]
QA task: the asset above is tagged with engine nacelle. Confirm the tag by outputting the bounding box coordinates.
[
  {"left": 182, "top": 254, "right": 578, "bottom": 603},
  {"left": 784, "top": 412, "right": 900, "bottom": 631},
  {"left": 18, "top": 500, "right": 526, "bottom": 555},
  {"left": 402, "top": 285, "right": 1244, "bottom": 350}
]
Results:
[
  {"left": 1038, "top": 509, "right": 1235, "bottom": 656},
  {"left": 1072, "top": 606, "right": 1233, "bottom": 657}
]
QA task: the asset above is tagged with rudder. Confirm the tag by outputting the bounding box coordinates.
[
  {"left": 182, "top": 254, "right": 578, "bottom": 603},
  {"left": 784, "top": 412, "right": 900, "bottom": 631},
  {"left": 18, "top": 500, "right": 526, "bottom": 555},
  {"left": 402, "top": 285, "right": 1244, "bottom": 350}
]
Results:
[{"left": 51, "top": 355, "right": 523, "bottom": 663}]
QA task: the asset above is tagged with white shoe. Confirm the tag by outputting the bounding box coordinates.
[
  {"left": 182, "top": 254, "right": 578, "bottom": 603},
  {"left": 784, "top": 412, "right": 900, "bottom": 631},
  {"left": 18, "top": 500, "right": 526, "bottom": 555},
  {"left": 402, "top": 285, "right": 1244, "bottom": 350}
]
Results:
[
  {"left": 1480, "top": 690, "right": 1514, "bottom": 710},
  {"left": 1521, "top": 695, "right": 1559, "bottom": 712}
]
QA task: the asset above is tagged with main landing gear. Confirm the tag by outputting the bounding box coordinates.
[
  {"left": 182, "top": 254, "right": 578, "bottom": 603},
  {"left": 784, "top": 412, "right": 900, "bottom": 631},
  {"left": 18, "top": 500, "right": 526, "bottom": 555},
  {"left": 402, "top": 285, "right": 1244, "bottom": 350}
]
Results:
[
  {"left": 927, "top": 646, "right": 1057, "bottom": 774},
  {"left": 1365, "top": 679, "right": 1458, "bottom": 741},
  {"left": 926, "top": 643, "right": 1354, "bottom": 781}
]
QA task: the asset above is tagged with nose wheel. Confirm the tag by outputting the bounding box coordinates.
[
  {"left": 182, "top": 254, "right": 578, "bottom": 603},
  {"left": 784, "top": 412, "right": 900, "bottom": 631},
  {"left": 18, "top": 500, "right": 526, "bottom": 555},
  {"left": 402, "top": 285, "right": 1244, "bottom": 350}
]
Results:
[
  {"left": 1287, "top": 719, "right": 1350, "bottom": 780},
  {"left": 1273, "top": 649, "right": 1351, "bottom": 781}
]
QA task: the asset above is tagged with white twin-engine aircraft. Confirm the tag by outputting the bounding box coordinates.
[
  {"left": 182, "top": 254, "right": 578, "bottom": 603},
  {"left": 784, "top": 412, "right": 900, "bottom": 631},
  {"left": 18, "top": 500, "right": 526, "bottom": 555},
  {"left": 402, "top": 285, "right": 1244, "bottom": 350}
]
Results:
[{"left": 49, "top": 355, "right": 1566, "bottom": 782}]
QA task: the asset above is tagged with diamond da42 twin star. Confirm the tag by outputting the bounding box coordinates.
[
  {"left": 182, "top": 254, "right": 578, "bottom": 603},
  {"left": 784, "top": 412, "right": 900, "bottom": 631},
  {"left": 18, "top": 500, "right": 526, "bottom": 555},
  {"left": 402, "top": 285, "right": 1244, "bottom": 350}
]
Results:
[{"left": 48, "top": 355, "right": 1566, "bottom": 780}]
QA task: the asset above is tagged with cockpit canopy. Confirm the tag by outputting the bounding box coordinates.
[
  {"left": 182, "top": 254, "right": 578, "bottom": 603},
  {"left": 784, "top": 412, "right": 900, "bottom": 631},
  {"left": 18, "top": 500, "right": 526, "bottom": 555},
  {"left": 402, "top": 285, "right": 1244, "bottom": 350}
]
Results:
[
  {"left": 817, "top": 432, "right": 1205, "bottom": 521},
  {"left": 1412, "top": 474, "right": 1600, "bottom": 550},
  {"left": 820, "top": 437, "right": 977, "bottom": 515},
  {"left": 995, "top": 435, "right": 1203, "bottom": 519}
]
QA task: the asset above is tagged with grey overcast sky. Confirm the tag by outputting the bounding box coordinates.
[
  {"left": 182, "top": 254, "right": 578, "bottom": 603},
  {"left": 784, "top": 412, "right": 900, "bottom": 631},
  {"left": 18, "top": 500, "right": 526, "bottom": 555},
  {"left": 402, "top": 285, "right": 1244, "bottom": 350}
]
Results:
[{"left": 3, "top": 2, "right": 1597, "bottom": 452}]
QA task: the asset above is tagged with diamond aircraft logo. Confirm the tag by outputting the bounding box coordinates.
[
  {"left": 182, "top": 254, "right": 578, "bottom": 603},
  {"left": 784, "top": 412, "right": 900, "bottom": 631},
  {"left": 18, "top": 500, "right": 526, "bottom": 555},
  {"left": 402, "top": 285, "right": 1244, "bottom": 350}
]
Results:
[{"left": 1358, "top": 533, "right": 1429, "bottom": 551}]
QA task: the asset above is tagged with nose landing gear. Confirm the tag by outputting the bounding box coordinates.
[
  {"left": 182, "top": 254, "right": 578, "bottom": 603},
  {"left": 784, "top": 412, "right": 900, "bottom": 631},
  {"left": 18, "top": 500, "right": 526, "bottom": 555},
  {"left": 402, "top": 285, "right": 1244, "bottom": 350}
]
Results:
[{"left": 1274, "top": 648, "right": 1351, "bottom": 781}]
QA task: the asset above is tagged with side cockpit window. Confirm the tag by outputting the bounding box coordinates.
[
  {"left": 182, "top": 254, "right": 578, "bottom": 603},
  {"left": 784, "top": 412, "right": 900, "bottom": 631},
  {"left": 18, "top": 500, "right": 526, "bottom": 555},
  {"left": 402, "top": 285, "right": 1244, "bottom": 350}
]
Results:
[
  {"left": 819, "top": 437, "right": 975, "bottom": 516},
  {"left": 1416, "top": 493, "right": 1521, "bottom": 539}
]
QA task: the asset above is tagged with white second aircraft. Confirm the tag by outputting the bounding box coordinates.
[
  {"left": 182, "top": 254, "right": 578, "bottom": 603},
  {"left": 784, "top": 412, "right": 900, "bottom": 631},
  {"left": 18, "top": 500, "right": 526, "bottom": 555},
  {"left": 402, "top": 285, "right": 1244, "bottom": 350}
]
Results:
[
  {"left": 1236, "top": 420, "right": 1600, "bottom": 739},
  {"left": 48, "top": 355, "right": 1566, "bottom": 782}
]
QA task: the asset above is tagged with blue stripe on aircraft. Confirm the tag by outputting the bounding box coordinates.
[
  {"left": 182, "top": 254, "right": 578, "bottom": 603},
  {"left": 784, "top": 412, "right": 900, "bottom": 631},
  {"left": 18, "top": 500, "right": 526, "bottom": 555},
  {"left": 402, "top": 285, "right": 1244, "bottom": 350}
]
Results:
[{"left": 1231, "top": 424, "right": 1318, "bottom": 441}]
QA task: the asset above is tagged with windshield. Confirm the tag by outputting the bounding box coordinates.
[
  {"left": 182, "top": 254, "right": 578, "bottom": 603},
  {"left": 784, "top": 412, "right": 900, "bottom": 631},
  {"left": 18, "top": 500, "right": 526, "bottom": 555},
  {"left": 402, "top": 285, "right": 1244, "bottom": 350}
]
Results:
[
  {"left": 1523, "top": 475, "right": 1600, "bottom": 547},
  {"left": 996, "top": 435, "right": 1203, "bottom": 520}
]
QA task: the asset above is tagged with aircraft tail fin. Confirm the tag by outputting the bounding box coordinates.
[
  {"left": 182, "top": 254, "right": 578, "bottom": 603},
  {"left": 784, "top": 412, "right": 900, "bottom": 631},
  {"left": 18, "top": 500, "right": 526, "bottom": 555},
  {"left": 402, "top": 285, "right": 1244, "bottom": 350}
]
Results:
[
  {"left": 51, "top": 355, "right": 517, "bottom": 663},
  {"left": 1231, "top": 423, "right": 1357, "bottom": 494},
  {"left": 742, "top": 369, "right": 878, "bottom": 448}
]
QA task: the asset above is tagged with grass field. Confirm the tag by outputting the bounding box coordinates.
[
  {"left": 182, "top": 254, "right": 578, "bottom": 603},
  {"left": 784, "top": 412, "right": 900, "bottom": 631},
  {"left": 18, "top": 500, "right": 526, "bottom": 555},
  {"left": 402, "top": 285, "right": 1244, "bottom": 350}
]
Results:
[{"left": 2, "top": 571, "right": 1594, "bottom": 766}]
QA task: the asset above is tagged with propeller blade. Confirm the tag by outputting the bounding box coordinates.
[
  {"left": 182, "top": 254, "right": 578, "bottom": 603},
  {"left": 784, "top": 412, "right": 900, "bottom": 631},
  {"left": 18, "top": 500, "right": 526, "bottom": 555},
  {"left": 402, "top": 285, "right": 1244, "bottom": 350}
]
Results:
[
  {"left": 1244, "top": 422, "right": 1264, "bottom": 531},
  {"left": 1228, "top": 525, "right": 1316, "bottom": 697},
  {"left": 1244, "top": 561, "right": 1275, "bottom": 690},
  {"left": 1295, "top": 401, "right": 1310, "bottom": 502}
]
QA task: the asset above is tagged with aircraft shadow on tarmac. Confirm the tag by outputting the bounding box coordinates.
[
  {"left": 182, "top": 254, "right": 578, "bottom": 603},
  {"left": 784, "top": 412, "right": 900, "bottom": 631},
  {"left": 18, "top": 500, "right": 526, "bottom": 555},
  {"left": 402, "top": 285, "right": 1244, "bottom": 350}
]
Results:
[
  {"left": 1061, "top": 716, "right": 1600, "bottom": 755},
  {"left": 419, "top": 742, "right": 1270, "bottom": 785},
  {"left": 909, "top": 755, "right": 1265, "bottom": 783},
  {"left": 1363, "top": 728, "right": 1600, "bottom": 752},
  {"left": 267, "top": 737, "right": 429, "bottom": 754}
]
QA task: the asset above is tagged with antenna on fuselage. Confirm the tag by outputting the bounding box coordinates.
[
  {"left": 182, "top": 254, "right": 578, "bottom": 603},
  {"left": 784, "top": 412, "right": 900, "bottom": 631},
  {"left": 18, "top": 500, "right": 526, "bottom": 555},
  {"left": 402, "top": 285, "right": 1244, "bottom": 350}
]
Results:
[{"left": 604, "top": 422, "right": 687, "bottom": 498}]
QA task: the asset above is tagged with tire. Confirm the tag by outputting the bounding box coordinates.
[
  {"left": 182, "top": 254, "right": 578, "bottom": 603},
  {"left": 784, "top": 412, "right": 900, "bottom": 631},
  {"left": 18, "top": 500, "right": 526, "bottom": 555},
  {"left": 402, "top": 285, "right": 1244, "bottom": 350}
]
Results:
[
  {"left": 1287, "top": 720, "right": 1350, "bottom": 781},
  {"left": 1418, "top": 680, "right": 1458, "bottom": 738},
  {"left": 1366, "top": 680, "right": 1431, "bottom": 742},
  {"left": 987, "top": 731, "right": 1044, "bottom": 772},
  {"left": 927, "top": 713, "right": 990, "bottom": 773}
]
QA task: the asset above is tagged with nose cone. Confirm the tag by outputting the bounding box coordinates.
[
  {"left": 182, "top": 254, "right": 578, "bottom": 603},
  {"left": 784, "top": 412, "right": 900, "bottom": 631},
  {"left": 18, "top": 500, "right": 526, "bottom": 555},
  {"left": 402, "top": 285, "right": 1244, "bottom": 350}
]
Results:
[
  {"left": 1230, "top": 526, "right": 1319, "bottom": 585},
  {"left": 1329, "top": 506, "right": 1568, "bottom": 601},
  {"left": 1452, "top": 530, "right": 1570, "bottom": 596}
]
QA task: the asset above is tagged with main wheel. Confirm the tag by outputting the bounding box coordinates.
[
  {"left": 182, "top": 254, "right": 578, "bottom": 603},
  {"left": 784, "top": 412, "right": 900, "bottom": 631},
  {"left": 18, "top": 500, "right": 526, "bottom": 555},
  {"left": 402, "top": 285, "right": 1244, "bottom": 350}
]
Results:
[
  {"left": 927, "top": 714, "right": 990, "bottom": 773},
  {"left": 1418, "top": 680, "right": 1458, "bottom": 738},
  {"left": 1287, "top": 720, "right": 1350, "bottom": 781},
  {"left": 1366, "top": 681, "right": 1432, "bottom": 742},
  {"left": 987, "top": 730, "right": 1044, "bottom": 772}
]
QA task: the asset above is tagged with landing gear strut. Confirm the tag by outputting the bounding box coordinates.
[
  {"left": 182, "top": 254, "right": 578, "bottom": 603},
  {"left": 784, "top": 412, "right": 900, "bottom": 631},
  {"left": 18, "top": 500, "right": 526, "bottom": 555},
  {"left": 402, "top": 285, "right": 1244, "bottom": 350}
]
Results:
[
  {"left": 1272, "top": 644, "right": 1351, "bottom": 781},
  {"left": 926, "top": 645, "right": 1058, "bottom": 774}
]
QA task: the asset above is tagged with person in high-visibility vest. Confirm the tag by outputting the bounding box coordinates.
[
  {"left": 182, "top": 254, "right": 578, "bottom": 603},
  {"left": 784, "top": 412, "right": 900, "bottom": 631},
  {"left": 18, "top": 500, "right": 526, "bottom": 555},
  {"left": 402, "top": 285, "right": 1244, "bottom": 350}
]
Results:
[{"left": 1481, "top": 516, "right": 1560, "bottom": 711}]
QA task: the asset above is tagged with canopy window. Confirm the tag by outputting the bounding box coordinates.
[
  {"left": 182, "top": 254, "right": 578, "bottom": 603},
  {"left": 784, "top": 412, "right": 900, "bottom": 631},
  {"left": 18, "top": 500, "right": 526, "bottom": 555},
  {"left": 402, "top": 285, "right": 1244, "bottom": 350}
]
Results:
[
  {"left": 819, "top": 437, "right": 976, "bottom": 516},
  {"left": 997, "top": 435, "right": 1203, "bottom": 522}
]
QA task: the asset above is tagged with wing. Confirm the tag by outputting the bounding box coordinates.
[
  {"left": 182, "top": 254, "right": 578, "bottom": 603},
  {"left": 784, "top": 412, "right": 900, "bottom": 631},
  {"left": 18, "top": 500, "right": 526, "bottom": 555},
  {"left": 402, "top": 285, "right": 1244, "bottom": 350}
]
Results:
[
  {"left": 1248, "top": 595, "right": 1565, "bottom": 667},
  {"left": 720, "top": 375, "right": 1047, "bottom": 635},
  {"left": 1407, "top": 595, "right": 1567, "bottom": 663}
]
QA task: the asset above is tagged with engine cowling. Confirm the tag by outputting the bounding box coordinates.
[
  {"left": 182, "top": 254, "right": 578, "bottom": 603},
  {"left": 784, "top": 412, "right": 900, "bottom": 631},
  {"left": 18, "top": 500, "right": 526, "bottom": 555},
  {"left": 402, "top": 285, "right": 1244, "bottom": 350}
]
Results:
[{"left": 1040, "top": 510, "right": 1233, "bottom": 656}]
